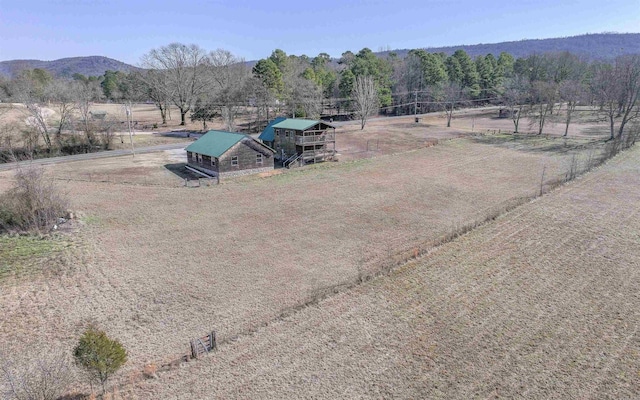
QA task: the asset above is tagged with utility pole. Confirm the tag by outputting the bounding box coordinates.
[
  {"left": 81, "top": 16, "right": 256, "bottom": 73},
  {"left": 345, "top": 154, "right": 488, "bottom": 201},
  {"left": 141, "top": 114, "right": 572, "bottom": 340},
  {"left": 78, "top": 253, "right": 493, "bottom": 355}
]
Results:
[
  {"left": 126, "top": 104, "right": 135, "bottom": 157},
  {"left": 414, "top": 90, "right": 418, "bottom": 116}
]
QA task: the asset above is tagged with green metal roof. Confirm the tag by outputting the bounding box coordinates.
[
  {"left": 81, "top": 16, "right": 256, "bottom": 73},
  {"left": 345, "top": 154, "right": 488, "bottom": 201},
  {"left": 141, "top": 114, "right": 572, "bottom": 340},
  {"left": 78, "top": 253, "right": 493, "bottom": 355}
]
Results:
[
  {"left": 271, "top": 118, "right": 332, "bottom": 131},
  {"left": 185, "top": 130, "right": 248, "bottom": 158},
  {"left": 258, "top": 116, "right": 287, "bottom": 142}
]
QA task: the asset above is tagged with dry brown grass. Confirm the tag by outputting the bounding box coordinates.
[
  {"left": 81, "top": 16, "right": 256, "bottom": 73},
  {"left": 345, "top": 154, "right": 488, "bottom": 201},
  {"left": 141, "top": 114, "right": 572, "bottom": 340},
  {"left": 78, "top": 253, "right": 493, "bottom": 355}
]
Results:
[
  {"left": 0, "top": 130, "right": 605, "bottom": 393},
  {"left": 42, "top": 151, "right": 187, "bottom": 187},
  {"left": 128, "top": 140, "right": 640, "bottom": 399}
]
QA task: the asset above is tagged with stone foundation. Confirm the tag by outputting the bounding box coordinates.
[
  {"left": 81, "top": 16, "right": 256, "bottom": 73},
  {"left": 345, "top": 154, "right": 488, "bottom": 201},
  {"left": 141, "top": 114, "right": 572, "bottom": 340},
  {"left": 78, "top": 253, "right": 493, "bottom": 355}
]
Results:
[{"left": 219, "top": 167, "right": 274, "bottom": 179}]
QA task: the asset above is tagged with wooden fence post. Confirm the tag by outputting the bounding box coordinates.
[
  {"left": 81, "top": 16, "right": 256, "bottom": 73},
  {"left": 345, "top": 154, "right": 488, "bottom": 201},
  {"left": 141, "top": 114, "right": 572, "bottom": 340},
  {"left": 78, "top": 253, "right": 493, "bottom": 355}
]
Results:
[
  {"left": 210, "top": 331, "right": 217, "bottom": 351},
  {"left": 190, "top": 339, "right": 196, "bottom": 359}
]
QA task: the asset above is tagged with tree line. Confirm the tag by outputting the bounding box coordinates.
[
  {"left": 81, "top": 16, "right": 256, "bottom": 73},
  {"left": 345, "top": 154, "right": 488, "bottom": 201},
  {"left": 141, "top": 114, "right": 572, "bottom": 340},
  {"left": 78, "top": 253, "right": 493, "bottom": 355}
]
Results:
[{"left": 0, "top": 43, "right": 638, "bottom": 157}]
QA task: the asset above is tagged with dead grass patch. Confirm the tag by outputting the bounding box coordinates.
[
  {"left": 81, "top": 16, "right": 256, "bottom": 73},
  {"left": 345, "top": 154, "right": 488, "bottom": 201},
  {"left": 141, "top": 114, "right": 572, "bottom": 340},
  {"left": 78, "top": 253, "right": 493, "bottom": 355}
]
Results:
[{"left": 128, "top": 139, "right": 640, "bottom": 399}]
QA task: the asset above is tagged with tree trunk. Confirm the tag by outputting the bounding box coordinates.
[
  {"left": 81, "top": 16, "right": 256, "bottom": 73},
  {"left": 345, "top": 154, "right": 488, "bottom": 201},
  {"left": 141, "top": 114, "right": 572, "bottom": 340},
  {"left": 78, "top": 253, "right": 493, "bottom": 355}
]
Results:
[
  {"left": 157, "top": 103, "right": 167, "bottom": 125},
  {"left": 41, "top": 131, "right": 52, "bottom": 149},
  {"left": 618, "top": 120, "right": 628, "bottom": 139},
  {"left": 564, "top": 103, "right": 573, "bottom": 137},
  {"left": 609, "top": 116, "right": 615, "bottom": 141},
  {"left": 180, "top": 109, "right": 187, "bottom": 126},
  {"left": 512, "top": 106, "right": 520, "bottom": 133}
]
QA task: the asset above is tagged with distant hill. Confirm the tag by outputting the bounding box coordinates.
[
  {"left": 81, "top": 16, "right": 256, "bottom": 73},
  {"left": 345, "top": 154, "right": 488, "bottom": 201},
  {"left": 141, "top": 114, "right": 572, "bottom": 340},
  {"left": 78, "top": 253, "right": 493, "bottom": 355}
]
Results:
[
  {"left": 2, "top": 33, "right": 638, "bottom": 79},
  {"left": 378, "top": 33, "right": 640, "bottom": 60},
  {"left": 0, "top": 56, "right": 139, "bottom": 78}
]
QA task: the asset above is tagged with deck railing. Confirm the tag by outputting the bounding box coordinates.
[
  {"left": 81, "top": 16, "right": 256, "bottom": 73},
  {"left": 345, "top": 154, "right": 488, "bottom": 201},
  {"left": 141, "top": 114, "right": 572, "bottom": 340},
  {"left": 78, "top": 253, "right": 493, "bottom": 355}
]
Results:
[{"left": 295, "top": 133, "right": 336, "bottom": 145}]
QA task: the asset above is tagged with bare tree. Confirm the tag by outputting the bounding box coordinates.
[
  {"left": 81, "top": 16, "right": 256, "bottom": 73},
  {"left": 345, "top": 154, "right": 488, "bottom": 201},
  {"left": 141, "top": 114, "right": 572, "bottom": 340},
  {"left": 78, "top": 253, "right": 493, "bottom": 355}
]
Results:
[
  {"left": 1, "top": 349, "right": 74, "bottom": 400},
  {"left": 133, "top": 70, "right": 171, "bottom": 125},
  {"left": 207, "top": 49, "right": 250, "bottom": 131},
  {"left": 614, "top": 55, "right": 640, "bottom": 138},
  {"left": 441, "top": 82, "right": 467, "bottom": 128},
  {"left": 44, "top": 80, "right": 77, "bottom": 144},
  {"left": 141, "top": 43, "right": 210, "bottom": 125},
  {"left": 282, "top": 56, "right": 323, "bottom": 119},
  {"left": 245, "top": 76, "right": 273, "bottom": 125},
  {"left": 528, "top": 80, "right": 557, "bottom": 135},
  {"left": 558, "top": 80, "right": 585, "bottom": 137},
  {"left": 352, "top": 75, "right": 379, "bottom": 129},
  {"left": 503, "top": 75, "right": 530, "bottom": 133},
  {"left": 11, "top": 76, "right": 53, "bottom": 150},
  {"left": 591, "top": 55, "right": 640, "bottom": 140},
  {"left": 287, "top": 75, "right": 323, "bottom": 119},
  {"left": 73, "top": 79, "right": 104, "bottom": 145}
]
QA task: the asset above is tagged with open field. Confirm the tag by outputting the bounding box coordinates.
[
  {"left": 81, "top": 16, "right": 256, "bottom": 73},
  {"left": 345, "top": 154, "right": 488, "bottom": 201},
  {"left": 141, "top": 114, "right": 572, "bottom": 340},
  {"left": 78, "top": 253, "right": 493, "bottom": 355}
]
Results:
[
  {"left": 129, "top": 138, "right": 640, "bottom": 399},
  {"left": 0, "top": 124, "right": 609, "bottom": 394},
  {"left": 1, "top": 101, "right": 611, "bottom": 156}
]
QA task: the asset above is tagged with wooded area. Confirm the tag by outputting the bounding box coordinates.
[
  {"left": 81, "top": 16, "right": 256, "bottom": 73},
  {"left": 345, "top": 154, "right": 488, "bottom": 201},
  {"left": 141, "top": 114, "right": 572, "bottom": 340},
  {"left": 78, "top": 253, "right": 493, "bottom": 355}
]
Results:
[{"left": 0, "top": 43, "right": 638, "bottom": 159}]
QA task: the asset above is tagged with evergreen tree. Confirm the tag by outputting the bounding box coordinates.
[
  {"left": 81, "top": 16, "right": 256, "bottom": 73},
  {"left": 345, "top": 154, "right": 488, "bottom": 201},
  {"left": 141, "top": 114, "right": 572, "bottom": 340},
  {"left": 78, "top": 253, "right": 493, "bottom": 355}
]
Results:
[
  {"left": 74, "top": 326, "right": 127, "bottom": 394},
  {"left": 453, "top": 50, "right": 480, "bottom": 97},
  {"left": 252, "top": 58, "right": 284, "bottom": 98}
]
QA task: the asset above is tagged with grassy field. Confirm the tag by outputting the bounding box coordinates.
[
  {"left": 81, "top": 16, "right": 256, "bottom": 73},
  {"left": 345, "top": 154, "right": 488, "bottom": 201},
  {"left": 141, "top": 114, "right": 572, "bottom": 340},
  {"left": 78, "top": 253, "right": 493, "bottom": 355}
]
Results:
[
  {"left": 0, "top": 132, "right": 607, "bottom": 390},
  {"left": 0, "top": 111, "right": 616, "bottom": 396},
  {"left": 128, "top": 138, "right": 640, "bottom": 399}
]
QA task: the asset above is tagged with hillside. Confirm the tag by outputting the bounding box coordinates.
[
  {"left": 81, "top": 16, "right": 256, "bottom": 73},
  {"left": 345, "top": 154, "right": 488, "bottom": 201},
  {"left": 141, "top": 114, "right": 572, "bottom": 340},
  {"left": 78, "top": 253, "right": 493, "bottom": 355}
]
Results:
[
  {"left": 380, "top": 33, "right": 640, "bottom": 60},
  {"left": 1, "top": 33, "right": 637, "bottom": 79},
  {"left": 0, "top": 56, "right": 139, "bottom": 78}
]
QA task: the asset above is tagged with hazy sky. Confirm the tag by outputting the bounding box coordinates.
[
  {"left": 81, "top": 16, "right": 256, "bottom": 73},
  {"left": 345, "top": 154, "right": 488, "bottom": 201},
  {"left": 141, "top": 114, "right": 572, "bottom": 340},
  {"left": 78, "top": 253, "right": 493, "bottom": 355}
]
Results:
[{"left": 0, "top": 0, "right": 638, "bottom": 64}]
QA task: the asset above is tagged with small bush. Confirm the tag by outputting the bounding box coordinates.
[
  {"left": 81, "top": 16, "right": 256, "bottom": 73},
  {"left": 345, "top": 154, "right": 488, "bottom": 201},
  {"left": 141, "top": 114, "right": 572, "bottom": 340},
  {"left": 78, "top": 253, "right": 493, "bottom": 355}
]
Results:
[
  {"left": 73, "top": 326, "right": 127, "bottom": 394},
  {"left": 0, "top": 166, "right": 67, "bottom": 233}
]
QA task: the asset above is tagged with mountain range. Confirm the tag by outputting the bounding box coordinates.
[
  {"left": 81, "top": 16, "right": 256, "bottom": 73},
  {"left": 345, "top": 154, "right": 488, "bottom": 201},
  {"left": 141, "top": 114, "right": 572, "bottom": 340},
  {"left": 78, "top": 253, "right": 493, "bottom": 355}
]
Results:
[
  {"left": 0, "top": 56, "right": 139, "bottom": 78},
  {"left": 1, "top": 33, "right": 638, "bottom": 79},
  {"left": 382, "top": 33, "right": 640, "bottom": 60}
]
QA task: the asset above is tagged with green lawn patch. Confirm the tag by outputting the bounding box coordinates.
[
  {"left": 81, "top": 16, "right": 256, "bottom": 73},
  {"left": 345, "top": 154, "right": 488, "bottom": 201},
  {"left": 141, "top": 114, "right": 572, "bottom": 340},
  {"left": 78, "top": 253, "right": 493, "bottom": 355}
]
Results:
[{"left": 0, "top": 235, "right": 71, "bottom": 280}]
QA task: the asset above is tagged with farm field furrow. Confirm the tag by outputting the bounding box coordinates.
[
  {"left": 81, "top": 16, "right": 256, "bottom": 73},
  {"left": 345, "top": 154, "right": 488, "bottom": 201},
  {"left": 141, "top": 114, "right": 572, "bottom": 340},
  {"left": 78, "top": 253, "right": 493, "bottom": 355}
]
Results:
[{"left": 130, "top": 145, "right": 640, "bottom": 399}]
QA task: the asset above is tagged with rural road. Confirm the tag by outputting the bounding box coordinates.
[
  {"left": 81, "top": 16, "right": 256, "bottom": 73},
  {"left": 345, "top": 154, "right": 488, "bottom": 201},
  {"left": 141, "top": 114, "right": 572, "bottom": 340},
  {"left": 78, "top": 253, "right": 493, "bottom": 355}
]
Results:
[{"left": 0, "top": 141, "right": 190, "bottom": 172}]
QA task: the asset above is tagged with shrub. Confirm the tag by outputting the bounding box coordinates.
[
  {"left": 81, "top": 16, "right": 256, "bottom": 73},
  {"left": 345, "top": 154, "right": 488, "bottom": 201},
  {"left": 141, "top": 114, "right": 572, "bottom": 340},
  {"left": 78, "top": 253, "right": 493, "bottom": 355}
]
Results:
[
  {"left": 73, "top": 326, "right": 127, "bottom": 394},
  {"left": 0, "top": 166, "right": 67, "bottom": 233},
  {"left": 1, "top": 348, "right": 74, "bottom": 400}
]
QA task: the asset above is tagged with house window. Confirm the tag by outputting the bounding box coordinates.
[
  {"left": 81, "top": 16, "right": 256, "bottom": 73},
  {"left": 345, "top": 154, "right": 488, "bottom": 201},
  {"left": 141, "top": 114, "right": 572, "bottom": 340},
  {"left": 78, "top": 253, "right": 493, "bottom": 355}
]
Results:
[
  {"left": 211, "top": 158, "right": 216, "bottom": 167},
  {"left": 285, "top": 130, "right": 290, "bottom": 138},
  {"left": 197, "top": 154, "right": 202, "bottom": 164},
  {"left": 256, "top": 154, "right": 263, "bottom": 164},
  {"left": 231, "top": 156, "right": 238, "bottom": 166}
]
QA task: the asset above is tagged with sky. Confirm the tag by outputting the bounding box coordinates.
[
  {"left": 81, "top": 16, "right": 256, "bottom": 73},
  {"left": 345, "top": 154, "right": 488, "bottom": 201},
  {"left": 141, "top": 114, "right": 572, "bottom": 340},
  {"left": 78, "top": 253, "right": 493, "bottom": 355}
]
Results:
[{"left": 0, "top": 0, "right": 638, "bottom": 65}]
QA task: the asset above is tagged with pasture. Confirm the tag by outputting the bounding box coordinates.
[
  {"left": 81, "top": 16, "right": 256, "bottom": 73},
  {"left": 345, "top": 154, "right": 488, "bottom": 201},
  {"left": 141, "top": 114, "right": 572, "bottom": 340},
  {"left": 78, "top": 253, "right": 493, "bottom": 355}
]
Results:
[
  {"left": 130, "top": 140, "right": 640, "bottom": 399},
  {"left": 0, "top": 111, "right": 618, "bottom": 396}
]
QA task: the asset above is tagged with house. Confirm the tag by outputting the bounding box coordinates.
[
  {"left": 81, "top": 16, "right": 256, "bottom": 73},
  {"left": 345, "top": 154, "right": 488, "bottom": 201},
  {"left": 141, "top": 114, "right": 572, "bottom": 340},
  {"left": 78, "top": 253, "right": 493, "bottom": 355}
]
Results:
[
  {"left": 257, "top": 116, "right": 287, "bottom": 149},
  {"left": 185, "top": 130, "right": 275, "bottom": 179},
  {"left": 270, "top": 119, "right": 336, "bottom": 166}
]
